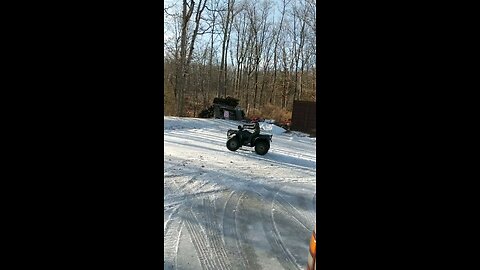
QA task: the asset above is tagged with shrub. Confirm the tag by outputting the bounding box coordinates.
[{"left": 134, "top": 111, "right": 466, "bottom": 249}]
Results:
[
  {"left": 198, "top": 105, "right": 215, "bottom": 118},
  {"left": 248, "top": 103, "right": 292, "bottom": 123}
]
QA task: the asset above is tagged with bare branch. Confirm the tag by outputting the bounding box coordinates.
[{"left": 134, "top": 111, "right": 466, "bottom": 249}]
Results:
[{"left": 205, "top": 6, "right": 227, "bottom": 12}]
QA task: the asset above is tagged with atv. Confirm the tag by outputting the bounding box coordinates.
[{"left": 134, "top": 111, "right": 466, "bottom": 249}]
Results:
[{"left": 226, "top": 124, "right": 272, "bottom": 155}]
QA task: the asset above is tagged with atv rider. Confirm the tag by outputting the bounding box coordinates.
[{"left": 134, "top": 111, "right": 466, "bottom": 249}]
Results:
[
  {"left": 245, "top": 121, "right": 260, "bottom": 145},
  {"left": 237, "top": 121, "right": 260, "bottom": 145}
]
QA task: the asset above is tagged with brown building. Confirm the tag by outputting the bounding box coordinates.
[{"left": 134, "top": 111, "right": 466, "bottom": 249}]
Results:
[{"left": 291, "top": 100, "right": 316, "bottom": 136}]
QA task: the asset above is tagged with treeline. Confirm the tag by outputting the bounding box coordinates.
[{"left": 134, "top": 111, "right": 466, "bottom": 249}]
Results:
[{"left": 164, "top": 0, "right": 316, "bottom": 119}]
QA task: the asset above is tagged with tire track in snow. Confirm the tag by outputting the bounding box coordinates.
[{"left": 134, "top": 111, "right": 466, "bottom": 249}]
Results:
[
  {"left": 267, "top": 187, "right": 315, "bottom": 270},
  {"left": 233, "top": 151, "right": 316, "bottom": 174},
  {"left": 166, "top": 174, "right": 220, "bottom": 270},
  {"left": 288, "top": 179, "right": 317, "bottom": 183},
  {"left": 271, "top": 148, "right": 316, "bottom": 162},
  {"left": 223, "top": 191, "right": 249, "bottom": 269},
  {"left": 165, "top": 174, "right": 228, "bottom": 208},
  {"left": 173, "top": 222, "right": 184, "bottom": 270},
  {"left": 274, "top": 193, "right": 315, "bottom": 231},
  {"left": 184, "top": 209, "right": 218, "bottom": 270},
  {"left": 233, "top": 191, "right": 261, "bottom": 269},
  {"left": 164, "top": 181, "right": 175, "bottom": 200},
  {"left": 202, "top": 197, "right": 231, "bottom": 270},
  {"left": 164, "top": 171, "right": 199, "bottom": 179},
  {"left": 164, "top": 214, "right": 184, "bottom": 270},
  {"left": 270, "top": 196, "right": 302, "bottom": 270},
  {"left": 267, "top": 177, "right": 316, "bottom": 184},
  {"left": 164, "top": 201, "right": 183, "bottom": 210},
  {"left": 171, "top": 175, "right": 186, "bottom": 190},
  {"left": 166, "top": 174, "right": 218, "bottom": 270},
  {"left": 178, "top": 175, "right": 198, "bottom": 189},
  {"left": 270, "top": 207, "right": 303, "bottom": 270},
  {"left": 171, "top": 130, "right": 226, "bottom": 145},
  {"left": 164, "top": 188, "right": 228, "bottom": 208},
  {"left": 259, "top": 185, "right": 300, "bottom": 270},
  {"left": 164, "top": 205, "right": 180, "bottom": 236},
  {"left": 196, "top": 181, "right": 209, "bottom": 190}
]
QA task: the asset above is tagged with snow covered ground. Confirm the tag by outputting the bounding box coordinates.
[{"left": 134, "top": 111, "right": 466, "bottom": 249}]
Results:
[{"left": 164, "top": 117, "right": 316, "bottom": 270}]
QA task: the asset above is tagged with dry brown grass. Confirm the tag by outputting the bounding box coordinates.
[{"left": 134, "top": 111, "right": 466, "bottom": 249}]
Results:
[{"left": 248, "top": 103, "right": 292, "bottom": 122}]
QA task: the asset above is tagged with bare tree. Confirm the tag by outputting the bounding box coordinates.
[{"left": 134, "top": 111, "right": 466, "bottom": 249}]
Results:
[
  {"left": 174, "top": 0, "right": 208, "bottom": 116},
  {"left": 270, "top": 0, "right": 289, "bottom": 105},
  {"left": 233, "top": 9, "right": 247, "bottom": 100},
  {"left": 216, "top": 0, "right": 236, "bottom": 98}
]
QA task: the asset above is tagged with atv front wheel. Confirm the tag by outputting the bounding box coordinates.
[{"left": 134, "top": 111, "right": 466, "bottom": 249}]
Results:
[
  {"left": 226, "top": 137, "right": 241, "bottom": 151},
  {"left": 254, "top": 140, "right": 270, "bottom": 155}
]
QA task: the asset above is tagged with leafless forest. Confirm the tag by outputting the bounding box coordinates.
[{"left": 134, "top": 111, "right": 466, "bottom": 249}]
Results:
[{"left": 164, "top": 0, "right": 316, "bottom": 121}]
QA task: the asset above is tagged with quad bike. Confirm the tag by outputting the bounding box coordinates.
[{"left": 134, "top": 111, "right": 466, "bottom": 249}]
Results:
[{"left": 226, "top": 124, "right": 272, "bottom": 155}]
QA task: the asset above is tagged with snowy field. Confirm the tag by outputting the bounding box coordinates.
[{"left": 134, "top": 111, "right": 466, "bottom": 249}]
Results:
[{"left": 164, "top": 117, "right": 316, "bottom": 270}]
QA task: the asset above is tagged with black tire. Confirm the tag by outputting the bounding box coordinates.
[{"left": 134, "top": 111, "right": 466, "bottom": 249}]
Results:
[
  {"left": 226, "top": 137, "right": 241, "bottom": 151},
  {"left": 254, "top": 140, "right": 270, "bottom": 155}
]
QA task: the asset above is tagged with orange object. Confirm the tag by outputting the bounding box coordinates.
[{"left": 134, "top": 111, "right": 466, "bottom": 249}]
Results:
[
  {"left": 307, "top": 224, "right": 317, "bottom": 270},
  {"left": 309, "top": 231, "right": 316, "bottom": 256}
]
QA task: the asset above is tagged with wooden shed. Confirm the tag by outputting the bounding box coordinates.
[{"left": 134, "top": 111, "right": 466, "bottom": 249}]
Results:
[{"left": 291, "top": 100, "right": 316, "bottom": 136}]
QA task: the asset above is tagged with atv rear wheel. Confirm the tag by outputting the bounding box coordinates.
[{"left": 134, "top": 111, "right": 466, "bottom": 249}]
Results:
[
  {"left": 226, "top": 137, "right": 241, "bottom": 151},
  {"left": 254, "top": 140, "right": 270, "bottom": 155}
]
